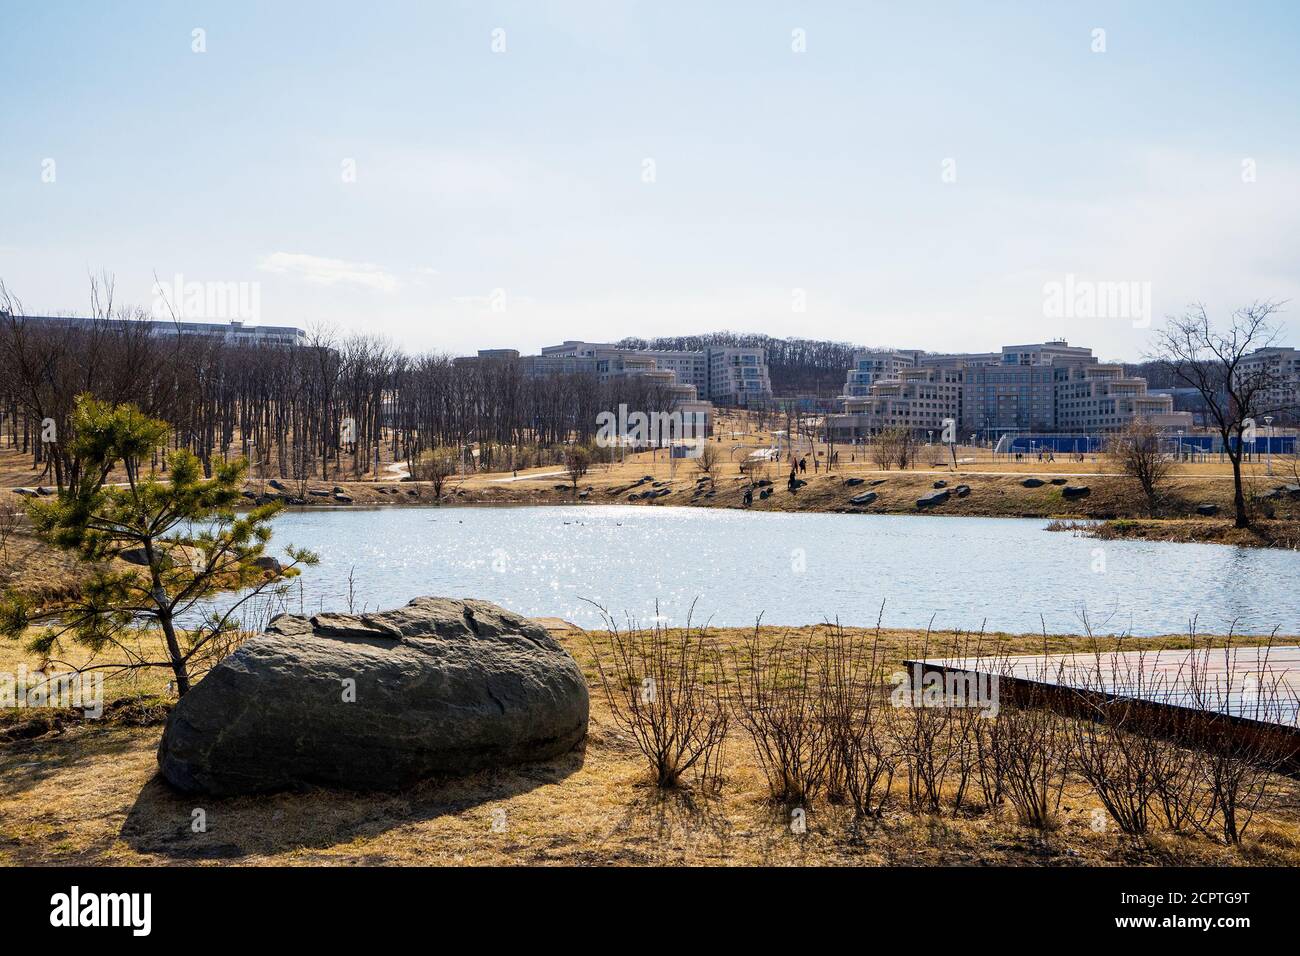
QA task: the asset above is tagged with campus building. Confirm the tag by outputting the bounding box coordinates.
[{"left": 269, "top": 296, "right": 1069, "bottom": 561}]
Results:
[
  {"left": 4, "top": 313, "right": 307, "bottom": 347},
  {"left": 825, "top": 340, "right": 1192, "bottom": 441},
  {"left": 537, "top": 341, "right": 771, "bottom": 406},
  {"left": 1236, "top": 346, "right": 1300, "bottom": 423},
  {"left": 465, "top": 345, "right": 715, "bottom": 437}
]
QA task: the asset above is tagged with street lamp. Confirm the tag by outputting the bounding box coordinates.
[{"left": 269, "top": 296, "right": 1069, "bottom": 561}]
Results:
[{"left": 1264, "top": 415, "right": 1274, "bottom": 475}]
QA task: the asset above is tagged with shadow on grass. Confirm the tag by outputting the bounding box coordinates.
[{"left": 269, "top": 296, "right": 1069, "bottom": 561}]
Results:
[
  {"left": 0, "top": 725, "right": 145, "bottom": 800},
  {"left": 119, "top": 743, "right": 588, "bottom": 860}
]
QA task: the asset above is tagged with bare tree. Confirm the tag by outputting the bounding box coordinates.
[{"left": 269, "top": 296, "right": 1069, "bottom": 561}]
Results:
[
  {"left": 412, "top": 449, "right": 458, "bottom": 502},
  {"left": 564, "top": 445, "right": 591, "bottom": 495},
  {"left": 0, "top": 500, "right": 20, "bottom": 565},
  {"left": 693, "top": 442, "right": 720, "bottom": 482},
  {"left": 1107, "top": 419, "right": 1173, "bottom": 517},
  {"left": 1152, "top": 303, "right": 1290, "bottom": 528}
]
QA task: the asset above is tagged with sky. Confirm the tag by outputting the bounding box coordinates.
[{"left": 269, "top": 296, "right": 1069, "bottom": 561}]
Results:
[{"left": 2, "top": 0, "right": 1298, "bottom": 361}]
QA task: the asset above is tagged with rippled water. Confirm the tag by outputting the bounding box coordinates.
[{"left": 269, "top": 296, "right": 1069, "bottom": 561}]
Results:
[{"left": 234, "top": 505, "right": 1300, "bottom": 636}]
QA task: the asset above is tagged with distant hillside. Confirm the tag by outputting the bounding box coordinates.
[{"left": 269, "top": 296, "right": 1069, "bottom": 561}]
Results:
[{"left": 615, "top": 332, "right": 863, "bottom": 396}]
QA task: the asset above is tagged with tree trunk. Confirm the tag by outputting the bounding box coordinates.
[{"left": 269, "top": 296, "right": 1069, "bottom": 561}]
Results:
[
  {"left": 158, "top": 611, "right": 191, "bottom": 697},
  {"left": 1229, "top": 454, "right": 1249, "bottom": 529}
]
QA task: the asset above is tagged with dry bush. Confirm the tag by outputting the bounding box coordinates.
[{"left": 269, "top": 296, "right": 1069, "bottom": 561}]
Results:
[
  {"left": 819, "top": 622, "right": 897, "bottom": 818},
  {"left": 732, "top": 625, "right": 834, "bottom": 804},
  {"left": 1065, "top": 646, "right": 1165, "bottom": 835},
  {"left": 1107, "top": 419, "right": 1173, "bottom": 516},
  {"left": 890, "top": 629, "right": 993, "bottom": 816},
  {"left": 587, "top": 606, "right": 729, "bottom": 790},
  {"left": 693, "top": 443, "right": 720, "bottom": 481},
  {"left": 411, "top": 449, "right": 459, "bottom": 500},
  {"left": 993, "top": 655, "right": 1072, "bottom": 829},
  {"left": 1179, "top": 632, "right": 1299, "bottom": 844},
  {"left": 869, "top": 427, "right": 917, "bottom": 471}
]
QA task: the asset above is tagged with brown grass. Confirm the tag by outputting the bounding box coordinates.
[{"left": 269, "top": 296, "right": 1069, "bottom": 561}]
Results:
[{"left": 3, "top": 622, "right": 1300, "bottom": 866}]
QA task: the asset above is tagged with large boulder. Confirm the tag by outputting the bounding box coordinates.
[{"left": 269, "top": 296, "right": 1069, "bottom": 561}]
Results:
[
  {"left": 917, "top": 489, "right": 950, "bottom": 508},
  {"left": 157, "top": 597, "right": 589, "bottom": 796}
]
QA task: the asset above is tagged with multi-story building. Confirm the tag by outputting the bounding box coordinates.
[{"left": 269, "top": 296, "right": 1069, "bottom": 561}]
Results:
[
  {"left": 842, "top": 350, "right": 917, "bottom": 396},
  {"left": 1055, "top": 365, "right": 1190, "bottom": 432},
  {"left": 1236, "top": 346, "right": 1300, "bottom": 422},
  {"left": 471, "top": 347, "right": 714, "bottom": 436},
  {"left": 707, "top": 346, "right": 771, "bottom": 405},
  {"left": 538, "top": 341, "right": 770, "bottom": 405},
  {"left": 5, "top": 313, "right": 307, "bottom": 346},
  {"left": 825, "top": 339, "right": 1192, "bottom": 439},
  {"left": 826, "top": 367, "right": 965, "bottom": 442},
  {"left": 962, "top": 341, "right": 1097, "bottom": 433}
]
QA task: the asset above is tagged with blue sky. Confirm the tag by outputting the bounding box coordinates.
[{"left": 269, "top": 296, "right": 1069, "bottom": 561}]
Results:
[{"left": 2, "top": 0, "right": 1297, "bottom": 360}]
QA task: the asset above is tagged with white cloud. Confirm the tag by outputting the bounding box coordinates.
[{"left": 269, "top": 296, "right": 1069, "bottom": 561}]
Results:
[{"left": 258, "top": 253, "right": 399, "bottom": 293}]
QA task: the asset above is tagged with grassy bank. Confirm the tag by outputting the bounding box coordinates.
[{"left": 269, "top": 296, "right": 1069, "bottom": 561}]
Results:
[{"left": 2, "top": 621, "right": 1299, "bottom": 867}]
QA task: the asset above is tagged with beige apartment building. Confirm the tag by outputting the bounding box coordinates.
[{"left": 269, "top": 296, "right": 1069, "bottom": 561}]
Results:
[{"left": 825, "top": 340, "right": 1192, "bottom": 441}]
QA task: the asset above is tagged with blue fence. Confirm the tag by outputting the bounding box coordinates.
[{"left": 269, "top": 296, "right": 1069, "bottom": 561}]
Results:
[
  {"left": 1001, "top": 434, "right": 1104, "bottom": 454},
  {"left": 997, "top": 433, "right": 1296, "bottom": 455}
]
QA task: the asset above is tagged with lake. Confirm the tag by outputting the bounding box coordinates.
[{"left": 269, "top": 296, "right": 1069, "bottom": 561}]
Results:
[{"left": 236, "top": 505, "right": 1300, "bottom": 636}]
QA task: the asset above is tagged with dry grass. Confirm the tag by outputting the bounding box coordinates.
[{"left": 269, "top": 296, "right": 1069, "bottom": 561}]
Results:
[{"left": 3, "top": 621, "right": 1300, "bottom": 867}]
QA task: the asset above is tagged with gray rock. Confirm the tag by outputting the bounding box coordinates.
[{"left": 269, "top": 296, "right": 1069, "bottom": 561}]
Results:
[
  {"left": 917, "top": 489, "right": 950, "bottom": 508},
  {"left": 955, "top": 484, "right": 971, "bottom": 497},
  {"left": 843, "top": 477, "right": 865, "bottom": 486},
  {"left": 13, "top": 487, "right": 38, "bottom": 497},
  {"left": 309, "top": 489, "right": 331, "bottom": 497},
  {"left": 333, "top": 493, "right": 353, "bottom": 503},
  {"left": 1049, "top": 478, "right": 1067, "bottom": 486},
  {"left": 157, "top": 597, "right": 590, "bottom": 796},
  {"left": 1195, "top": 503, "right": 1219, "bottom": 516},
  {"left": 120, "top": 547, "right": 174, "bottom": 568},
  {"left": 253, "top": 556, "right": 283, "bottom": 574},
  {"left": 36, "top": 486, "right": 54, "bottom": 496},
  {"left": 933, "top": 480, "right": 947, "bottom": 489},
  {"left": 1062, "top": 485, "right": 1090, "bottom": 499},
  {"left": 1021, "top": 478, "right": 1045, "bottom": 488},
  {"left": 849, "top": 491, "right": 878, "bottom": 506},
  {"left": 268, "top": 479, "right": 287, "bottom": 491}
]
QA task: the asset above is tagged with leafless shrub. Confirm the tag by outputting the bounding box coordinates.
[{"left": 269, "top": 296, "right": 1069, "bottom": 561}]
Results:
[
  {"left": 1180, "top": 630, "right": 1298, "bottom": 844},
  {"left": 412, "top": 449, "right": 459, "bottom": 501},
  {"left": 890, "top": 628, "right": 992, "bottom": 816},
  {"left": 1107, "top": 419, "right": 1173, "bottom": 517},
  {"left": 993, "top": 652, "right": 1072, "bottom": 829},
  {"left": 587, "top": 605, "right": 729, "bottom": 791},
  {"left": 732, "top": 624, "right": 834, "bottom": 804},
  {"left": 694, "top": 443, "right": 720, "bottom": 481},
  {"left": 819, "top": 620, "right": 897, "bottom": 818},
  {"left": 1059, "top": 643, "right": 1168, "bottom": 835},
  {"left": 869, "top": 427, "right": 916, "bottom": 471}
]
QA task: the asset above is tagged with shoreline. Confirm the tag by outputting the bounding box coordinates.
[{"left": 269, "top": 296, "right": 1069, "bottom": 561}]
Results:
[{"left": 222, "top": 468, "right": 1300, "bottom": 550}]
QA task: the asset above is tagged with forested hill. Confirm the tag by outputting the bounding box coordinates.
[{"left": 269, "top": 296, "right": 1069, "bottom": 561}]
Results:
[{"left": 615, "top": 333, "right": 862, "bottom": 396}]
